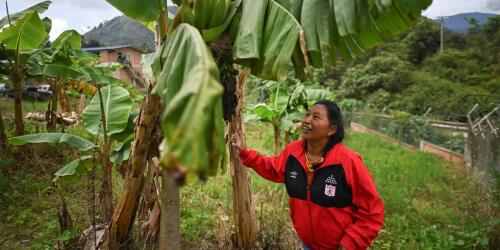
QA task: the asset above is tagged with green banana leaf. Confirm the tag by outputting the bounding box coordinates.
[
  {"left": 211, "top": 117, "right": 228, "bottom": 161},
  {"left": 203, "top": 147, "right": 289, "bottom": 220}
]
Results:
[
  {"left": 270, "top": 82, "right": 289, "bottom": 116},
  {"left": 234, "top": 0, "right": 300, "bottom": 81},
  {"left": 82, "top": 85, "right": 133, "bottom": 136},
  {"left": 251, "top": 104, "right": 274, "bottom": 122},
  {"left": 105, "top": 0, "right": 165, "bottom": 22},
  {"left": 0, "top": 1, "right": 51, "bottom": 28},
  {"left": 110, "top": 136, "right": 133, "bottom": 164},
  {"left": 153, "top": 24, "right": 226, "bottom": 178},
  {"left": 28, "top": 63, "right": 82, "bottom": 80},
  {"left": 0, "top": 11, "right": 48, "bottom": 51},
  {"left": 174, "top": 0, "right": 241, "bottom": 42},
  {"left": 9, "top": 133, "right": 96, "bottom": 151},
  {"left": 78, "top": 66, "right": 125, "bottom": 86},
  {"left": 52, "top": 30, "right": 81, "bottom": 50},
  {"left": 55, "top": 155, "right": 93, "bottom": 177}
]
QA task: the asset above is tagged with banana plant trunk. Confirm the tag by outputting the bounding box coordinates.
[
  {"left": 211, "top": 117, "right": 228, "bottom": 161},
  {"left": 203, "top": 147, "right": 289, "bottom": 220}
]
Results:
[
  {"left": 48, "top": 82, "right": 60, "bottom": 132},
  {"left": 0, "top": 108, "right": 8, "bottom": 152},
  {"left": 229, "top": 69, "right": 258, "bottom": 248},
  {"left": 11, "top": 74, "right": 24, "bottom": 135},
  {"left": 59, "top": 85, "right": 70, "bottom": 113},
  {"left": 159, "top": 168, "right": 180, "bottom": 250},
  {"left": 108, "top": 88, "right": 161, "bottom": 249},
  {"left": 272, "top": 121, "right": 281, "bottom": 155},
  {"left": 97, "top": 86, "right": 115, "bottom": 223}
]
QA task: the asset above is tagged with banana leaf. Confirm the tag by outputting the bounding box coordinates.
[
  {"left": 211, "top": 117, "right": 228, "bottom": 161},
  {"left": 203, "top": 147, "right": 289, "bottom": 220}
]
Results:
[
  {"left": 55, "top": 155, "right": 93, "bottom": 177},
  {"left": 0, "top": 11, "right": 47, "bottom": 51},
  {"left": 82, "top": 85, "right": 133, "bottom": 136},
  {"left": 0, "top": 1, "right": 51, "bottom": 28},
  {"left": 152, "top": 23, "right": 226, "bottom": 178},
  {"left": 9, "top": 133, "right": 96, "bottom": 151},
  {"left": 105, "top": 0, "right": 165, "bottom": 22}
]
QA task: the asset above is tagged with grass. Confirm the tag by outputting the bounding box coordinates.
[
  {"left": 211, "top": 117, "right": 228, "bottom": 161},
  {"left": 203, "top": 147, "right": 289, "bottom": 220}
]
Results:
[{"left": 0, "top": 99, "right": 498, "bottom": 249}]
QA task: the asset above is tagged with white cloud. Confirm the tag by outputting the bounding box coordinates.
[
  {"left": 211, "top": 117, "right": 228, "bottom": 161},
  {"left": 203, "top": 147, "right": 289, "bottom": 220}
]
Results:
[
  {"left": 49, "top": 18, "right": 68, "bottom": 41},
  {"left": 485, "top": 0, "right": 500, "bottom": 11}
]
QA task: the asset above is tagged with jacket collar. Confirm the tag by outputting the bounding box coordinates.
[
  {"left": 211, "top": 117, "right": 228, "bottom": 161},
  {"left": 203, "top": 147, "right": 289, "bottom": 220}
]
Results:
[{"left": 289, "top": 140, "right": 343, "bottom": 171}]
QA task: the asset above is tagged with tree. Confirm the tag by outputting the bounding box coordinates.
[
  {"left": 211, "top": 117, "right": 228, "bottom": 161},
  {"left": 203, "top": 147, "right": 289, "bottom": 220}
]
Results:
[
  {"left": 0, "top": 1, "right": 52, "bottom": 135},
  {"left": 104, "top": 0, "right": 434, "bottom": 248},
  {"left": 404, "top": 18, "right": 441, "bottom": 64}
]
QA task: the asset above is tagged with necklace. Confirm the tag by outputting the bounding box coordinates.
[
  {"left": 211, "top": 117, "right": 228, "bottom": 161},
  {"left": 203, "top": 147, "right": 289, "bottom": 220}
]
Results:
[{"left": 305, "top": 152, "right": 323, "bottom": 173}]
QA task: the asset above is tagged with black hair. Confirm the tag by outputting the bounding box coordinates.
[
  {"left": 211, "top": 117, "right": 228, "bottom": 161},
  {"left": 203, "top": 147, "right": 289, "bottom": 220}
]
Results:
[{"left": 309, "top": 100, "right": 345, "bottom": 157}]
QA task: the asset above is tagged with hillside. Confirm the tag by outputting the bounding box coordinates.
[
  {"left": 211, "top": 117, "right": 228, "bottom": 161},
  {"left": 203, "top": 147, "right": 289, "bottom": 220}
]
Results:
[
  {"left": 82, "top": 15, "right": 155, "bottom": 52},
  {"left": 434, "top": 12, "right": 498, "bottom": 33},
  {"left": 82, "top": 7, "right": 178, "bottom": 52}
]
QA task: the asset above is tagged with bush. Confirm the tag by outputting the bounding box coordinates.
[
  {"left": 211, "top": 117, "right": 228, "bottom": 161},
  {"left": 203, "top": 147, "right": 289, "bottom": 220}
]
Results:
[{"left": 393, "top": 71, "right": 488, "bottom": 121}]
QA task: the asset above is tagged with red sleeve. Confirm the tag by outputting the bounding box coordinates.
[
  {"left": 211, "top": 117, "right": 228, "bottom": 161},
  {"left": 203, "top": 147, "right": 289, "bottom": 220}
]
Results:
[
  {"left": 340, "top": 153, "right": 384, "bottom": 250},
  {"left": 238, "top": 145, "right": 291, "bottom": 183}
]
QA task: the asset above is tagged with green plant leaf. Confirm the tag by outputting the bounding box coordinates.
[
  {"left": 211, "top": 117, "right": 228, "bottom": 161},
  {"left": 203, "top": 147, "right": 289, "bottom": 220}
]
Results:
[
  {"left": 55, "top": 156, "right": 93, "bottom": 177},
  {"left": 110, "top": 137, "right": 133, "bottom": 164},
  {"left": 0, "top": 11, "right": 47, "bottom": 51},
  {"left": 51, "top": 30, "right": 81, "bottom": 50},
  {"left": 153, "top": 23, "right": 225, "bottom": 178},
  {"left": 105, "top": 0, "right": 165, "bottom": 22},
  {"left": 27, "top": 63, "right": 82, "bottom": 80},
  {"left": 234, "top": 0, "right": 301, "bottom": 81},
  {"left": 8, "top": 133, "right": 96, "bottom": 151},
  {"left": 82, "top": 85, "right": 132, "bottom": 136},
  {"left": 252, "top": 104, "right": 274, "bottom": 122},
  {"left": 0, "top": 1, "right": 51, "bottom": 28},
  {"left": 270, "top": 83, "right": 289, "bottom": 116}
]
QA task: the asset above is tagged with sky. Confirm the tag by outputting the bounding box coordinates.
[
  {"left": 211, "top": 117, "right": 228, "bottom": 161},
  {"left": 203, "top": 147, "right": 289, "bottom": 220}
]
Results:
[{"left": 3, "top": 0, "right": 500, "bottom": 41}]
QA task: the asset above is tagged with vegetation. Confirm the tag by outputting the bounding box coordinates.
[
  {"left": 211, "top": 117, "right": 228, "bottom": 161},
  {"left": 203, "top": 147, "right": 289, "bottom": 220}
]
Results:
[
  {"left": 1, "top": 119, "right": 498, "bottom": 249},
  {"left": 328, "top": 16, "right": 500, "bottom": 121},
  {"left": 2, "top": 0, "right": 499, "bottom": 250}
]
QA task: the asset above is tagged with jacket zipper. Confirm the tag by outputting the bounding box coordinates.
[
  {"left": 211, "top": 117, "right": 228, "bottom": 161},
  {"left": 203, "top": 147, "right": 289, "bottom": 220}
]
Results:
[{"left": 307, "top": 168, "right": 317, "bottom": 248}]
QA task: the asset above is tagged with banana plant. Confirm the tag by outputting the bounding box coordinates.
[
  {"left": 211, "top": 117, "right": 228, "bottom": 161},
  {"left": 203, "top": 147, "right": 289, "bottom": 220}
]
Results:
[
  {"left": 0, "top": 1, "right": 52, "bottom": 135},
  {"left": 8, "top": 82, "right": 134, "bottom": 222},
  {"left": 27, "top": 30, "right": 100, "bottom": 131},
  {"left": 105, "top": 0, "right": 433, "bottom": 248}
]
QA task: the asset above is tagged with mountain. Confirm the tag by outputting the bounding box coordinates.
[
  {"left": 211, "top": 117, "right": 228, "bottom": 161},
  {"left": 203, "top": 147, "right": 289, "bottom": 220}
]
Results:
[
  {"left": 434, "top": 12, "right": 498, "bottom": 33},
  {"left": 83, "top": 15, "right": 155, "bottom": 52}
]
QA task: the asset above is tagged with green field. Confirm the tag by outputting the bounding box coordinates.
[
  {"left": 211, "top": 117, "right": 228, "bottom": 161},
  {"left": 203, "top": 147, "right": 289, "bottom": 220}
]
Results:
[{"left": 0, "top": 113, "right": 498, "bottom": 249}]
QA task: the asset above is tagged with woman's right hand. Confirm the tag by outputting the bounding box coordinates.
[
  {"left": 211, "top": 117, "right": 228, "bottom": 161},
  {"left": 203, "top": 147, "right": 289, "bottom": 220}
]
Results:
[{"left": 231, "top": 134, "right": 244, "bottom": 153}]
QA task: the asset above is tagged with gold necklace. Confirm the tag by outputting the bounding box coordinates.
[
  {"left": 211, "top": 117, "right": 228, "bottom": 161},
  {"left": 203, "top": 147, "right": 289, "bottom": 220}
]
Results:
[{"left": 305, "top": 152, "right": 323, "bottom": 173}]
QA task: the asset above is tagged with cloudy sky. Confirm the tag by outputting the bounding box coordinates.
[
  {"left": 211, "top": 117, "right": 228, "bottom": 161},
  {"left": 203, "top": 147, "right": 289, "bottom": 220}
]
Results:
[{"left": 3, "top": 0, "right": 500, "bottom": 40}]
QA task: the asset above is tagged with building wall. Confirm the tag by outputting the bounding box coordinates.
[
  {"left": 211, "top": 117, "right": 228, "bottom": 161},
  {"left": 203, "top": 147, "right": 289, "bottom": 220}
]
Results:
[{"left": 98, "top": 48, "right": 143, "bottom": 84}]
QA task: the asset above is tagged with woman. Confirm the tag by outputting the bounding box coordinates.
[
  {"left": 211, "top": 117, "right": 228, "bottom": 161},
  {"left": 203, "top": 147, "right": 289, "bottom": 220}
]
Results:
[{"left": 231, "top": 100, "right": 384, "bottom": 250}]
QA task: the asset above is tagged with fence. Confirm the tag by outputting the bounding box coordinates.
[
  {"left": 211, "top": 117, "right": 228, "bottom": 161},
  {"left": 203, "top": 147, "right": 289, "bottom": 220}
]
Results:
[{"left": 346, "top": 109, "right": 500, "bottom": 175}]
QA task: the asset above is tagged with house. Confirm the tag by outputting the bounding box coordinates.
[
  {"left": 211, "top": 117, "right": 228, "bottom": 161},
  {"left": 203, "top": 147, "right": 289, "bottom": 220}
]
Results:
[{"left": 82, "top": 45, "right": 145, "bottom": 87}]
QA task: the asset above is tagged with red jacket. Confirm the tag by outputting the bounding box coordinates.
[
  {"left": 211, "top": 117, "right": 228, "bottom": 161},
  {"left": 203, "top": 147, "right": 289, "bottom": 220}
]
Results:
[{"left": 239, "top": 140, "right": 384, "bottom": 250}]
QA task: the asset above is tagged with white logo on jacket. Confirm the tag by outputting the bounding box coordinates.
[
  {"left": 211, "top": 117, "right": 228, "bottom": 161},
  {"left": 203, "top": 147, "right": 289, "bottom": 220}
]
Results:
[
  {"left": 324, "top": 184, "right": 336, "bottom": 197},
  {"left": 289, "top": 171, "right": 298, "bottom": 179}
]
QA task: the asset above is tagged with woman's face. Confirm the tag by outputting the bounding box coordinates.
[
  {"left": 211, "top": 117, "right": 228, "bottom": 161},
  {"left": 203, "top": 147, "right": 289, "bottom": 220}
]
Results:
[{"left": 301, "top": 104, "right": 336, "bottom": 141}]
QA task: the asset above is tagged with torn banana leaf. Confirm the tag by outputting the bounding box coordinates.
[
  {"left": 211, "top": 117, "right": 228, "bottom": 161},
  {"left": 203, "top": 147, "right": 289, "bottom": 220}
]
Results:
[{"left": 152, "top": 24, "right": 226, "bottom": 178}]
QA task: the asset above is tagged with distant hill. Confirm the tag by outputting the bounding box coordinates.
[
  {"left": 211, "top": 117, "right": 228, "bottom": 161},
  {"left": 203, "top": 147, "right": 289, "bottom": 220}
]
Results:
[
  {"left": 83, "top": 7, "right": 178, "bottom": 52},
  {"left": 83, "top": 15, "right": 155, "bottom": 52},
  {"left": 434, "top": 12, "right": 498, "bottom": 33}
]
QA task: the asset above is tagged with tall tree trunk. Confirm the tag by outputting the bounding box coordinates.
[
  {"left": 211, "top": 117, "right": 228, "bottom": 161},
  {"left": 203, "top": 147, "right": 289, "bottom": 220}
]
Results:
[
  {"left": 79, "top": 93, "right": 86, "bottom": 113},
  {"left": 229, "top": 69, "right": 258, "bottom": 248},
  {"left": 100, "top": 152, "right": 114, "bottom": 222},
  {"left": 48, "top": 83, "right": 60, "bottom": 132},
  {"left": 59, "top": 85, "right": 70, "bottom": 113},
  {"left": 108, "top": 6, "right": 167, "bottom": 247},
  {"left": 272, "top": 121, "right": 281, "bottom": 155},
  {"left": 12, "top": 77, "right": 24, "bottom": 135},
  {"left": 159, "top": 168, "right": 180, "bottom": 250},
  {"left": 96, "top": 86, "right": 115, "bottom": 223},
  {"left": 0, "top": 108, "right": 8, "bottom": 152},
  {"left": 108, "top": 87, "right": 161, "bottom": 249}
]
